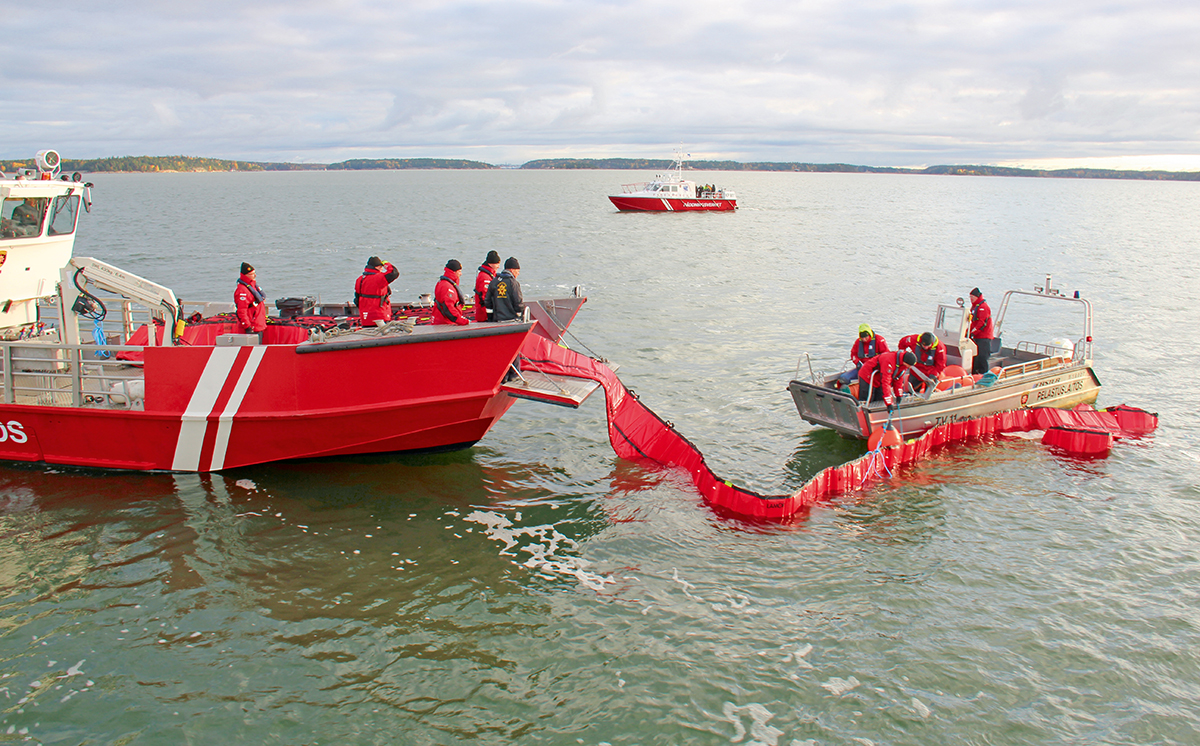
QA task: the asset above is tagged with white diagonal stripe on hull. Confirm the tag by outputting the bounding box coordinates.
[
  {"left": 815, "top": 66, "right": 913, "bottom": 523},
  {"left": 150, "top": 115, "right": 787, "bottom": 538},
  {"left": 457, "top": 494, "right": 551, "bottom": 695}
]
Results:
[
  {"left": 209, "top": 346, "right": 267, "bottom": 471},
  {"left": 171, "top": 347, "right": 241, "bottom": 471}
]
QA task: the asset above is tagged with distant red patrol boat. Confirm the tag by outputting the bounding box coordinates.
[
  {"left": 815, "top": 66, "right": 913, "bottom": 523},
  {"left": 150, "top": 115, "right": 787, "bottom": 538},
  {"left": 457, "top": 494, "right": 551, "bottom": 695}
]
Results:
[{"left": 608, "top": 151, "right": 737, "bottom": 212}]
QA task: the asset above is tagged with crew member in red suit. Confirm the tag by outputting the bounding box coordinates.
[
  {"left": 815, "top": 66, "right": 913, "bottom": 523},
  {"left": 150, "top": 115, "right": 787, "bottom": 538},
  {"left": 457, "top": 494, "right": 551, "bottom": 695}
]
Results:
[
  {"left": 474, "top": 250, "right": 501, "bottom": 322},
  {"left": 968, "top": 287, "right": 994, "bottom": 375},
  {"left": 857, "top": 350, "right": 917, "bottom": 411},
  {"left": 433, "top": 259, "right": 470, "bottom": 326},
  {"left": 354, "top": 256, "right": 399, "bottom": 325},
  {"left": 838, "top": 323, "right": 888, "bottom": 386},
  {"left": 234, "top": 262, "right": 268, "bottom": 336},
  {"left": 897, "top": 332, "right": 947, "bottom": 391}
]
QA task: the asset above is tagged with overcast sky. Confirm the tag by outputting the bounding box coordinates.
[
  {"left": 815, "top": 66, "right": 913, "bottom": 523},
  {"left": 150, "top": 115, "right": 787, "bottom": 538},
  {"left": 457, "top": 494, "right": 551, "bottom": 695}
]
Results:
[{"left": 4, "top": 1, "right": 1199, "bottom": 169}]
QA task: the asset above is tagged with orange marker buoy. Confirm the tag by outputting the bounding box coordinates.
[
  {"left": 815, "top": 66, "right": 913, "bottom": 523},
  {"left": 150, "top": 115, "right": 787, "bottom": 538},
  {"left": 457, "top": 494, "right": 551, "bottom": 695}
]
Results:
[
  {"left": 867, "top": 426, "right": 904, "bottom": 450},
  {"left": 867, "top": 428, "right": 885, "bottom": 450}
]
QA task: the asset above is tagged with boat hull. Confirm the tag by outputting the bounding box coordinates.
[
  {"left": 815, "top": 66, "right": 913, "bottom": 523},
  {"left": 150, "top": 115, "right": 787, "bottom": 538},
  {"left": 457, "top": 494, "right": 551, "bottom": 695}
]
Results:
[
  {"left": 0, "top": 387, "right": 520, "bottom": 471},
  {"left": 788, "top": 364, "right": 1102, "bottom": 440},
  {"left": 0, "top": 296, "right": 588, "bottom": 472},
  {"left": 608, "top": 195, "right": 736, "bottom": 212},
  {"left": 0, "top": 323, "right": 532, "bottom": 471}
]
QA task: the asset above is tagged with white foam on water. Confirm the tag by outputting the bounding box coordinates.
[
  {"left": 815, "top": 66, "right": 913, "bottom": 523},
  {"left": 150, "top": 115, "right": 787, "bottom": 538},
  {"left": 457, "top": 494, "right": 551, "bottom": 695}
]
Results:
[
  {"left": 672, "top": 568, "right": 700, "bottom": 600},
  {"left": 911, "top": 697, "right": 932, "bottom": 718},
  {"left": 61, "top": 660, "right": 85, "bottom": 677},
  {"left": 782, "top": 643, "right": 814, "bottom": 670},
  {"left": 711, "top": 593, "right": 756, "bottom": 615},
  {"left": 820, "top": 676, "right": 861, "bottom": 696},
  {"left": 465, "top": 510, "right": 614, "bottom": 591},
  {"left": 1005, "top": 430, "right": 1044, "bottom": 440},
  {"left": 722, "top": 702, "right": 784, "bottom": 745},
  {"left": 466, "top": 510, "right": 512, "bottom": 532}
]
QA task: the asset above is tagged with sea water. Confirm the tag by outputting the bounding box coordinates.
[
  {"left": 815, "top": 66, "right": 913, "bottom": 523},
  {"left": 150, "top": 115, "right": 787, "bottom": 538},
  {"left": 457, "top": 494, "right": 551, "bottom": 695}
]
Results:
[{"left": 1, "top": 169, "right": 1198, "bottom": 744}]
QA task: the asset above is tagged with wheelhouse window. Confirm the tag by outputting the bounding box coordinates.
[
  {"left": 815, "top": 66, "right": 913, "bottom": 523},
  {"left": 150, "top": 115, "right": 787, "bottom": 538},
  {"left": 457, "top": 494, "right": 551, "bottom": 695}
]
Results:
[
  {"left": 48, "top": 194, "right": 80, "bottom": 236},
  {"left": 0, "top": 197, "right": 47, "bottom": 239}
]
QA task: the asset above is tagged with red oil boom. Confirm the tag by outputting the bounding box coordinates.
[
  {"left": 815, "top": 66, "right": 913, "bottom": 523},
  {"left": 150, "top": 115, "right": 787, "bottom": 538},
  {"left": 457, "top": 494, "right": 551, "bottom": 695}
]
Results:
[{"left": 518, "top": 337, "right": 1158, "bottom": 521}]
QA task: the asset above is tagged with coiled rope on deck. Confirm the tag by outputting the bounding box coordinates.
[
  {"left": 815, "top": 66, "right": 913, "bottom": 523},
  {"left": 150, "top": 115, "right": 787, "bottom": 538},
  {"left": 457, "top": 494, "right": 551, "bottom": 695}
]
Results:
[{"left": 308, "top": 318, "right": 415, "bottom": 343}]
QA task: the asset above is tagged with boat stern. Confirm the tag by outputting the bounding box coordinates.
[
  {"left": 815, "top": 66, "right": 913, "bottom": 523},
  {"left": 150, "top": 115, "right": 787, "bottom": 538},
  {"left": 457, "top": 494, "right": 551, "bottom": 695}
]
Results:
[{"left": 787, "top": 379, "right": 869, "bottom": 438}]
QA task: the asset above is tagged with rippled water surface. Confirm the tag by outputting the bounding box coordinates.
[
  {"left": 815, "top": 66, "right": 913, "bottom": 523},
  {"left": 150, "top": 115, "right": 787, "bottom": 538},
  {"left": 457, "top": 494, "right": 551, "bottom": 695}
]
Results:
[{"left": 2, "top": 170, "right": 1198, "bottom": 745}]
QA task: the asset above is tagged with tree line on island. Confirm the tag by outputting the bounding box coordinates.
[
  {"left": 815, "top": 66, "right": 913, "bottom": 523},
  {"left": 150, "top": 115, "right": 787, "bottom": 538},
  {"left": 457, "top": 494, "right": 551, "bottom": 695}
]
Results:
[
  {"left": 0, "top": 155, "right": 493, "bottom": 173},
  {"left": 2, "top": 155, "right": 1196, "bottom": 182}
]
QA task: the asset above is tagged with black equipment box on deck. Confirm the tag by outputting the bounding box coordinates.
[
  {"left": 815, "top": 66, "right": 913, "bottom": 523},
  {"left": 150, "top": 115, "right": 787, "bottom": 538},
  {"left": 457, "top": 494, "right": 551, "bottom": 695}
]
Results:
[{"left": 275, "top": 296, "right": 317, "bottom": 318}]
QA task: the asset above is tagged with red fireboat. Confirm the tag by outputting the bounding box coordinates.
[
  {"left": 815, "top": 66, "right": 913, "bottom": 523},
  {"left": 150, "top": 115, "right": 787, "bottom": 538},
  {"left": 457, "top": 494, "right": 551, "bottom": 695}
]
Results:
[
  {"left": 0, "top": 151, "right": 598, "bottom": 471},
  {"left": 608, "top": 151, "right": 737, "bottom": 212}
]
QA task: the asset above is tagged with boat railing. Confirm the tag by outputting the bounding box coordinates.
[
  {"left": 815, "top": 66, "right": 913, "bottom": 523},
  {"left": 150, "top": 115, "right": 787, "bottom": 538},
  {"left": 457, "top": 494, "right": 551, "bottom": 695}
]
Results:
[
  {"left": 1003, "top": 339, "right": 1089, "bottom": 378},
  {"left": 38, "top": 296, "right": 218, "bottom": 347},
  {"left": 995, "top": 281, "right": 1092, "bottom": 349},
  {"left": 1014, "top": 339, "right": 1072, "bottom": 358},
  {"left": 0, "top": 339, "right": 148, "bottom": 409},
  {"left": 621, "top": 182, "right": 652, "bottom": 194},
  {"left": 794, "top": 352, "right": 848, "bottom": 385}
]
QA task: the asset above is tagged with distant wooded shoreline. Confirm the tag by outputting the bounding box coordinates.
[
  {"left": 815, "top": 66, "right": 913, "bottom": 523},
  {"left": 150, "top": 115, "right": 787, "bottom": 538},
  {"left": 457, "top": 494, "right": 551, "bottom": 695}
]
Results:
[{"left": 3, "top": 155, "right": 1197, "bottom": 181}]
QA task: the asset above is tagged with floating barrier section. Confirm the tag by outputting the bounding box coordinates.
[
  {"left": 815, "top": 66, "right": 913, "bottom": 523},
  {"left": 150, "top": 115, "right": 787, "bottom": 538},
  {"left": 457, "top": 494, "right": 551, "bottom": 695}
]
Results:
[{"left": 519, "top": 339, "right": 1158, "bottom": 521}]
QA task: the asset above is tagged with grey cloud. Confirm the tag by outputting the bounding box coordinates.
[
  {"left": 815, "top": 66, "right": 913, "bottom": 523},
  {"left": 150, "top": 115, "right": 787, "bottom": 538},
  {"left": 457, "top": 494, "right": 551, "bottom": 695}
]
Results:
[
  {"left": 2, "top": 0, "right": 1199, "bottom": 166},
  {"left": 1020, "top": 75, "right": 1067, "bottom": 120}
]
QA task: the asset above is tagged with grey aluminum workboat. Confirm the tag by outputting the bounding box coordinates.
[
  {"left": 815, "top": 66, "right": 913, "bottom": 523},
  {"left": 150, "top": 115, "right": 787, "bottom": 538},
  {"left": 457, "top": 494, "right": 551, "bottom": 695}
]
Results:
[{"left": 788, "top": 277, "right": 1101, "bottom": 440}]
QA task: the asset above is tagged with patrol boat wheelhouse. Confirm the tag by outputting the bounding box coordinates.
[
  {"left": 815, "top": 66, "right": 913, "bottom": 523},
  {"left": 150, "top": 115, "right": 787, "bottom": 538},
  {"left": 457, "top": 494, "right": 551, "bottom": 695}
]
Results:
[
  {"left": 608, "top": 151, "right": 737, "bottom": 212},
  {"left": 0, "top": 151, "right": 599, "bottom": 471},
  {"left": 788, "top": 278, "right": 1102, "bottom": 439}
]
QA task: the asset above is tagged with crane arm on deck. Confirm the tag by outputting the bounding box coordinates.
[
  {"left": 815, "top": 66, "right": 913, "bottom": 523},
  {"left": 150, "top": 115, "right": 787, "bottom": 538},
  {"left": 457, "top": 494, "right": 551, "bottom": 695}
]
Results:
[{"left": 59, "top": 257, "right": 180, "bottom": 347}]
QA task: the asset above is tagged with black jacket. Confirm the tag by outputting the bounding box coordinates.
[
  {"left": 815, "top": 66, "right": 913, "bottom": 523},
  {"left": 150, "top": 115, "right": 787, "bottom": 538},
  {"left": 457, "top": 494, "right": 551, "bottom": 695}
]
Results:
[{"left": 484, "top": 270, "right": 524, "bottom": 321}]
